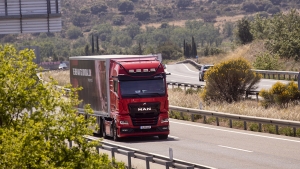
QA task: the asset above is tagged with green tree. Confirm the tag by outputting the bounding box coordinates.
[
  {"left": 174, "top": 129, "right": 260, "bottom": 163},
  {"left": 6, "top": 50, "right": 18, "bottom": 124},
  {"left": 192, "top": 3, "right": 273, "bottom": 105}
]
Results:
[
  {"left": 118, "top": 1, "right": 134, "bottom": 13},
  {"left": 112, "top": 15, "right": 125, "bottom": 25},
  {"left": 67, "top": 26, "right": 82, "bottom": 39},
  {"left": 201, "top": 57, "right": 261, "bottom": 103},
  {"left": 236, "top": 18, "right": 253, "bottom": 44},
  {"left": 71, "top": 14, "right": 90, "bottom": 27},
  {"left": 241, "top": 2, "right": 258, "bottom": 12},
  {"left": 253, "top": 52, "right": 281, "bottom": 70},
  {"left": 0, "top": 45, "right": 125, "bottom": 168},
  {"left": 134, "top": 10, "right": 150, "bottom": 21},
  {"left": 157, "top": 41, "right": 183, "bottom": 60},
  {"left": 125, "top": 23, "right": 141, "bottom": 39},
  {"left": 176, "top": 0, "right": 192, "bottom": 8},
  {"left": 264, "top": 9, "right": 300, "bottom": 60},
  {"left": 91, "top": 3, "right": 108, "bottom": 14}
]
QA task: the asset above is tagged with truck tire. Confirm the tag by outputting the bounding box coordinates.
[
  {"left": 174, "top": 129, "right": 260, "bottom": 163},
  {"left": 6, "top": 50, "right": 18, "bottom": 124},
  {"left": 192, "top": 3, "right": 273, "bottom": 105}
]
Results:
[
  {"left": 113, "top": 123, "right": 120, "bottom": 141},
  {"left": 158, "top": 135, "right": 168, "bottom": 140}
]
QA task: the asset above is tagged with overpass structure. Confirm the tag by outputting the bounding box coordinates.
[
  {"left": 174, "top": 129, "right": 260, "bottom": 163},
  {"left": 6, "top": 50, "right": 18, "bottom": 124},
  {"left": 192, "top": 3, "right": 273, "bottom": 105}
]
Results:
[{"left": 0, "top": 0, "right": 62, "bottom": 34}]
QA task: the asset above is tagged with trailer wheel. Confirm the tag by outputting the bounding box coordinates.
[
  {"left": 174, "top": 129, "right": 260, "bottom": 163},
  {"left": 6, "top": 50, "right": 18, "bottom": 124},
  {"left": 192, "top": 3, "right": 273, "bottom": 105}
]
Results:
[
  {"left": 113, "top": 123, "right": 120, "bottom": 141},
  {"left": 158, "top": 135, "right": 168, "bottom": 140}
]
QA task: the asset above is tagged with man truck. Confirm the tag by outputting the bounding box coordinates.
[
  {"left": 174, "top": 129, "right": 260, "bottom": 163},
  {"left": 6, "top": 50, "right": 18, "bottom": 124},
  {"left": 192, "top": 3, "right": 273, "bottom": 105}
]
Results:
[{"left": 69, "top": 55, "right": 170, "bottom": 141}]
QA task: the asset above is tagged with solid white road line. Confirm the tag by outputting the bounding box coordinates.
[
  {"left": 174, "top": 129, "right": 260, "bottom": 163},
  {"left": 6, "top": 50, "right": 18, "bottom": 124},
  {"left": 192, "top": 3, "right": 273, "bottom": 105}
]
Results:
[
  {"left": 183, "top": 64, "right": 199, "bottom": 73},
  {"left": 170, "top": 121, "right": 300, "bottom": 143},
  {"left": 218, "top": 145, "right": 253, "bottom": 153}
]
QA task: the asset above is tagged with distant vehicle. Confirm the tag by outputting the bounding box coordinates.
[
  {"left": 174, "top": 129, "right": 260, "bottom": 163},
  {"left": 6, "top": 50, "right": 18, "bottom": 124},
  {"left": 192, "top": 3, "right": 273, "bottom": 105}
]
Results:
[
  {"left": 199, "top": 64, "right": 213, "bottom": 81},
  {"left": 58, "top": 62, "right": 68, "bottom": 70}
]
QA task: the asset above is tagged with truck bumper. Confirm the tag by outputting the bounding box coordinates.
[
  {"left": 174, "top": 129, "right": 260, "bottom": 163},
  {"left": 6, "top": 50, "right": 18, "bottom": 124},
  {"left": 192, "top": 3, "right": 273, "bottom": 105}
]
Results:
[{"left": 118, "top": 125, "right": 169, "bottom": 138}]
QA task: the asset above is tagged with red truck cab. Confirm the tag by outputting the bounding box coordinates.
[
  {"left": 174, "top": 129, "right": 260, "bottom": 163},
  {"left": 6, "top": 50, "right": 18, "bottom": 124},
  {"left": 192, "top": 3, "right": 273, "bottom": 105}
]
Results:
[{"left": 70, "top": 55, "right": 169, "bottom": 141}]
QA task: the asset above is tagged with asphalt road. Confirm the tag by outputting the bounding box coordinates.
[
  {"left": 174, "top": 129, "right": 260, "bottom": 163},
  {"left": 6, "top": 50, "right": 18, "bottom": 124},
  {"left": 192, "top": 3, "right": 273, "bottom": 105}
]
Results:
[
  {"left": 100, "top": 63, "right": 300, "bottom": 169},
  {"left": 165, "top": 63, "right": 291, "bottom": 91},
  {"left": 104, "top": 118, "right": 300, "bottom": 169}
]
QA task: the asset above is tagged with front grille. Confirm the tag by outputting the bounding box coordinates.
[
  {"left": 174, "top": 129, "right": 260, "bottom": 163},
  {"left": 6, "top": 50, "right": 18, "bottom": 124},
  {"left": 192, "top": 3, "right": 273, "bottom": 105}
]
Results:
[
  {"left": 128, "top": 102, "right": 160, "bottom": 126},
  {"left": 131, "top": 116, "right": 158, "bottom": 126}
]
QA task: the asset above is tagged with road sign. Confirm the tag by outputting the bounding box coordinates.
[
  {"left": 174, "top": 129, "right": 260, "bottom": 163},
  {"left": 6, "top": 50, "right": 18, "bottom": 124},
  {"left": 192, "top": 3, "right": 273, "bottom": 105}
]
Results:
[{"left": 0, "top": 0, "right": 62, "bottom": 34}]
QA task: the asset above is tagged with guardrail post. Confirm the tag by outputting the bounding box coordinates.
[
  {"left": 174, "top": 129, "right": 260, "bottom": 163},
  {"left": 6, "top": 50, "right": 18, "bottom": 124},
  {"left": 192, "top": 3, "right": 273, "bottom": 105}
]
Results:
[
  {"left": 127, "top": 151, "right": 134, "bottom": 169},
  {"left": 172, "top": 83, "right": 174, "bottom": 89},
  {"left": 203, "top": 116, "right": 206, "bottom": 124},
  {"left": 165, "top": 161, "right": 173, "bottom": 169},
  {"left": 180, "top": 112, "right": 184, "bottom": 120},
  {"left": 111, "top": 147, "right": 117, "bottom": 160},
  {"left": 273, "top": 74, "right": 275, "bottom": 79},
  {"left": 275, "top": 125, "right": 279, "bottom": 135},
  {"left": 256, "top": 93, "right": 259, "bottom": 102},
  {"left": 145, "top": 156, "right": 153, "bottom": 169},
  {"left": 191, "top": 114, "right": 194, "bottom": 122},
  {"left": 259, "top": 123, "right": 262, "bottom": 132},
  {"left": 216, "top": 117, "right": 219, "bottom": 126},
  {"left": 288, "top": 75, "right": 291, "bottom": 80},
  {"left": 244, "top": 121, "right": 247, "bottom": 130},
  {"left": 184, "top": 85, "right": 186, "bottom": 91},
  {"left": 229, "top": 119, "right": 232, "bottom": 128},
  {"left": 283, "top": 74, "right": 285, "bottom": 80},
  {"left": 268, "top": 74, "right": 270, "bottom": 79},
  {"left": 293, "top": 127, "right": 296, "bottom": 137}
]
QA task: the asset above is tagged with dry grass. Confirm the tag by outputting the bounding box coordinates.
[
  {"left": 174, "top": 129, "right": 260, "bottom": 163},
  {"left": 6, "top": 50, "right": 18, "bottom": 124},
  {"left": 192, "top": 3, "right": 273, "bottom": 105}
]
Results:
[
  {"left": 197, "top": 40, "right": 300, "bottom": 71},
  {"left": 41, "top": 70, "right": 70, "bottom": 86},
  {"left": 168, "top": 89, "right": 300, "bottom": 121}
]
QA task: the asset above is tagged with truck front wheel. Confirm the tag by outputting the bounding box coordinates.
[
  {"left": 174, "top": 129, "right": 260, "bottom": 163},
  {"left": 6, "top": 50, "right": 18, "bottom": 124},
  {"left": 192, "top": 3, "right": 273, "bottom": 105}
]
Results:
[{"left": 158, "top": 135, "right": 168, "bottom": 140}]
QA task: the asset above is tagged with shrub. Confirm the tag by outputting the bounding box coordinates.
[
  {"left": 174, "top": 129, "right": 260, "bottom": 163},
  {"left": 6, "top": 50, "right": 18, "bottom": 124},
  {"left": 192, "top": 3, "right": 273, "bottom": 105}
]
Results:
[
  {"left": 253, "top": 52, "right": 281, "bottom": 70},
  {"left": 201, "top": 57, "right": 261, "bottom": 103},
  {"left": 67, "top": 26, "right": 82, "bottom": 39},
  {"left": 259, "top": 81, "right": 300, "bottom": 108},
  {"left": 112, "top": 15, "right": 125, "bottom": 25},
  {"left": 91, "top": 3, "right": 108, "bottom": 14},
  {"left": 135, "top": 10, "right": 150, "bottom": 21}
]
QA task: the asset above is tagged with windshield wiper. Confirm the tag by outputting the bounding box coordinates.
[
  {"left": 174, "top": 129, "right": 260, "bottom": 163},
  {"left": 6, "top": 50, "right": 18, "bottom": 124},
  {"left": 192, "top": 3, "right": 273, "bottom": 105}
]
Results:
[{"left": 122, "top": 94, "right": 142, "bottom": 98}]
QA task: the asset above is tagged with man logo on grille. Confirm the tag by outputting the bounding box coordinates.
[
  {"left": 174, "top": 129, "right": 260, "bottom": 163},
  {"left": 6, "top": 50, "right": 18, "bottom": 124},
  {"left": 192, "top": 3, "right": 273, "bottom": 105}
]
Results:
[{"left": 138, "top": 107, "right": 151, "bottom": 111}]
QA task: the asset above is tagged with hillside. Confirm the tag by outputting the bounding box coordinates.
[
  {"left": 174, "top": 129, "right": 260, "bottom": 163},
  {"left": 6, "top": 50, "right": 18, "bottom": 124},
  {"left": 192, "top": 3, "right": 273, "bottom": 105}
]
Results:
[{"left": 1, "top": 0, "right": 300, "bottom": 70}]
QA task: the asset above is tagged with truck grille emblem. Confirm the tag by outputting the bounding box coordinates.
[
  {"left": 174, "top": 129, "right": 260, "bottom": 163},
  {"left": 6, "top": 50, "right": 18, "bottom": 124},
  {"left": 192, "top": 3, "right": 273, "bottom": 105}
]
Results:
[{"left": 138, "top": 107, "right": 151, "bottom": 111}]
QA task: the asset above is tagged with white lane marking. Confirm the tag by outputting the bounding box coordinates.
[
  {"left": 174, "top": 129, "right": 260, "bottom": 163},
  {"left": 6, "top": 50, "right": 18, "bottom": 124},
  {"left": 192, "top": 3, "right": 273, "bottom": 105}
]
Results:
[
  {"left": 169, "top": 135, "right": 179, "bottom": 139},
  {"left": 170, "top": 121, "right": 300, "bottom": 143},
  {"left": 102, "top": 141, "right": 139, "bottom": 151},
  {"left": 218, "top": 145, "right": 253, "bottom": 153},
  {"left": 183, "top": 64, "right": 199, "bottom": 73},
  {"left": 169, "top": 73, "right": 198, "bottom": 79}
]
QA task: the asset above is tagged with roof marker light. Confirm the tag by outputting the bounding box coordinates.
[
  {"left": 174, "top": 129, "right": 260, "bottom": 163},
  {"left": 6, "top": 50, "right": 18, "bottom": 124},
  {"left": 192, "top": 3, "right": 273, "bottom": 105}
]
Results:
[
  {"left": 136, "top": 69, "right": 141, "bottom": 72},
  {"left": 150, "top": 68, "right": 156, "bottom": 72},
  {"left": 129, "top": 69, "right": 134, "bottom": 73},
  {"left": 143, "top": 69, "right": 149, "bottom": 72}
]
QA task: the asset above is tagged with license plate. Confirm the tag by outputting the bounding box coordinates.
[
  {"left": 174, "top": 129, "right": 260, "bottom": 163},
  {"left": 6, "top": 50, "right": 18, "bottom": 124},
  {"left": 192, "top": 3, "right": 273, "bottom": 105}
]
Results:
[{"left": 140, "top": 126, "right": 151, "bottom": 129}]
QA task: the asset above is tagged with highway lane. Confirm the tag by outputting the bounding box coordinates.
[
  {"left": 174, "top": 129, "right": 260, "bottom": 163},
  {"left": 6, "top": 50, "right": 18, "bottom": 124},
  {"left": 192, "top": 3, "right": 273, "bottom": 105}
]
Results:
[
  {"left": 103, "top": 119, "right": 300, "bottom": 169},
  {"left": 166, "top": 63, "right": 291, "bottom": 91}
]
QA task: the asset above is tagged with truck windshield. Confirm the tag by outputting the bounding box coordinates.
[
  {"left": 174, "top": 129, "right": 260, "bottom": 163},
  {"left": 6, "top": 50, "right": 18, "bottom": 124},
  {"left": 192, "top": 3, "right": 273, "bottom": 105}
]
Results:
[{"left": 120, "top": 79, "right": 166, "bottom": 98}]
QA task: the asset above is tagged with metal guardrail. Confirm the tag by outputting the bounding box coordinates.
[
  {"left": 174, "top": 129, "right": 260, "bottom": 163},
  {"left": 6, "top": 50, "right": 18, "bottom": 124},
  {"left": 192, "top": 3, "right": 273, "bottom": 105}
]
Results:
[
  {"left": 169, "top": 105, "right": 300, "bottom": 137},
  {"left": 166, "top": 81, "right": 260, "bottom": 100},
  {"left": 178, "top": 59, "right": 299, "bottom": 80},
  {"left": 66, "top": 135, "right": 216, "bottom": 169}
]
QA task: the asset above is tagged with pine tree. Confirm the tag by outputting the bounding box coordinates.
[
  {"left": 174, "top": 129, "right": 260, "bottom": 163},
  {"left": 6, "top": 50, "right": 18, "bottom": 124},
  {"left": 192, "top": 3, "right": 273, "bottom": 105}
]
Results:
[
  {"left": 96, "top": 36, "right": 99, "bottom": 53},
  {"left": 183, "top": 39, "right": 186, "bottom": 57},
  {"left": 91, "top": 35, "right": 95, "bottom": 54}
]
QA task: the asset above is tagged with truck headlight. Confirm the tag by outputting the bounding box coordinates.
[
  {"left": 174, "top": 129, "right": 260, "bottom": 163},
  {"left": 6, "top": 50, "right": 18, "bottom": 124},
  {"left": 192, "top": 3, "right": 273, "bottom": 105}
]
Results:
[
  {"left": 161, "top": 118, "right": 169, "bottom": 123},
  {"left": 120, "top": 120, "right": 129, "bottom": 125}
]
